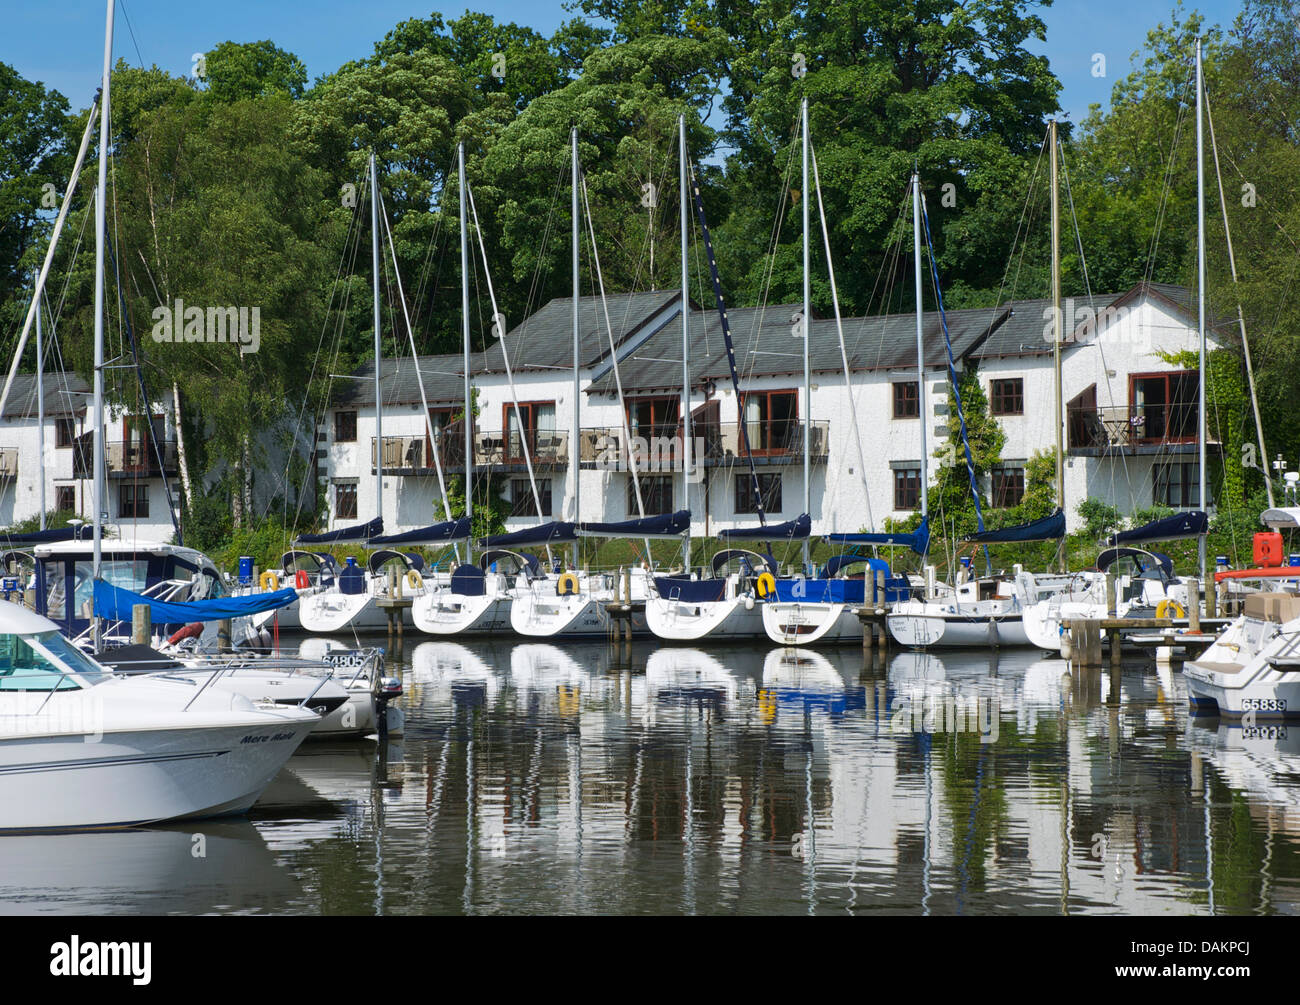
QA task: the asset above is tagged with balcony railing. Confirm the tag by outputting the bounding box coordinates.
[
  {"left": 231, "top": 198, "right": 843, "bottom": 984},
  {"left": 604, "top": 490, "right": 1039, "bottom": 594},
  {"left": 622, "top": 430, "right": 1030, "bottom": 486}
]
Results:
[
  {"left": 0, "top": 448, "right": 16, "bottom": 478},
  {"left": 72, "top": 434, "right": 179, "bottom": 479},
  {"left": 578, "top": 420, "right": 830, "bottom": 468},
  {"left": 1068, "top": 404, "right": 1204, "bottom": 451},
  {"left": 370, "top": 429, "right": 569, "bottom": 472}
]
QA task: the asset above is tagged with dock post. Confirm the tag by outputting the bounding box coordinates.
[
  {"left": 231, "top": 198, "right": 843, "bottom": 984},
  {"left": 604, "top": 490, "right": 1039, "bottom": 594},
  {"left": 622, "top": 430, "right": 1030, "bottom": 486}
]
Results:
[
  {"left": 217, "top": 618, "right": 232, "bottom": 652},
  {"left": 1105, "top": 573, "right": 1117, "bottom": 617},
  {"left": 1079, "top": 619, "right": 1102, "bottom": 667},
  {"left": 131, "top": 603, "right": 151, "bottom": 646},
  {"left": 623, "top": 566, "right": 631, "bottom": 607},
  {"left": 1108, "top": 626, "right": 1122, "bottom": 669},
  {"left": 1188, "top": 579, "right": 1201, "bottom": 633},
  {"left": 1206, "top": 573, "right": 1217, "bottom": 618}
]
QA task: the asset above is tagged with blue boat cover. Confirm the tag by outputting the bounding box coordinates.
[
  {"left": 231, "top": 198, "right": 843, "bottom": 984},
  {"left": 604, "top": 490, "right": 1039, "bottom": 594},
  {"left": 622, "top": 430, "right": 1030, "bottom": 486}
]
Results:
[
  {"left": 367, "top": 518, "right": 470, "bottom": 546},
  {"left": 1096, "top": 547, "right": 1174, "bottom": 579},
  {"left": 1108, "top": 510, "right": 1208, "bottom": 545},
  {"left": 479, "top": 550, "right": 541, "bottom": 577},
  {"left": 710, "top": 549, "right": 776, "bottom": 577},
  {"left": 449, "top": 564, "right": 487, "bottom": 597},
  {"left": 0, "top": 525, "right": 86, "bottom": 545},
  {"left": 719, "top": 514, "right": 811, "bottom": 541},
  {"left": 93, "top": 580, "right": 298, "bottom": 624},
  {"left": 367, "top": 550, "right": 415, "bottom": 574},
  {"left": 480, "top": 521, "right": 578, "bottom": 547},
  {"left": 295, "top": 516, "right": 383, "bottom": 544},
  {"left": 579, "top": 510, "right": 691, "bottom": 538},
  {"left": 770, "top": 556, "right": 908, "bottom": 605},
  {"left": 655, "top": 577, "right": 727, "bottom": 604},
  {"left": 825, "top": 515, "right": 930, "bottom": 555},
  {"left": 963, "top": 509, "right": 1065, "bottom": 543}
]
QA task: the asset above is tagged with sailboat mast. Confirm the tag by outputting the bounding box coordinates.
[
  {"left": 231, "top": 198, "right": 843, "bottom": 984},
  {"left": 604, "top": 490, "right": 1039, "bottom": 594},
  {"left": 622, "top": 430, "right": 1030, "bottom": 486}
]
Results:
[
  {"left": 460, "top": 143, "right": 473, "bottom": 564},
  {"left": 679, "top": 113, "right": 691, "bottom": 571},
  {"left": 36, "top": 278, "right": 44, "bottom": 530},
  {"left": 370, "top": 152, "right": 383, "bottom": 531},
  {"left": 572, "top": 127, "right": 580, "bottom": 568},
  {"left": 913, "top": 172, "right": 927, "bottom": 519},
  {"left": 92, "top": 0, "right": 113, "bottom": 652},
  {"left": 801, "top": 97, "right": 811, "bottom": 569},
  {"left": 1050, "top": 120, "right": 1064, "bottom": 571},
  {"left": 1196, "top": 39, "right": 1208, "bottom": 584}
]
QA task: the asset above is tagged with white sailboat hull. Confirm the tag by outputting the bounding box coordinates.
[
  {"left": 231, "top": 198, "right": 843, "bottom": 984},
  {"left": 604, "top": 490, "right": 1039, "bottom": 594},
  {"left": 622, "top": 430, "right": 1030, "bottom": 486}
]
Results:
[
  {"left": 646, "top": 594, "right": 765, "bottom": 641},
  {"left": 761, "top": 602, "right": 863, "bottom": 645}
]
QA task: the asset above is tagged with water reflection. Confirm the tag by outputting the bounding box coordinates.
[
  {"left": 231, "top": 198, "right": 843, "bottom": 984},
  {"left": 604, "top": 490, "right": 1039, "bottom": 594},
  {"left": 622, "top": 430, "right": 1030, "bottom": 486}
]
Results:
[{"left": 8, "top": 640, "right": 1300, "bottom": 914}]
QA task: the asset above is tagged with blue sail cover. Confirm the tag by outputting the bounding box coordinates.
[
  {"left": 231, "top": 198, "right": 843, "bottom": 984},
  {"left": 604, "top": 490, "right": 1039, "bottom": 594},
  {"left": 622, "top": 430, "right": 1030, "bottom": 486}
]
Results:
[
  {"left": 1108, "top": 510, "right": 1208, "bottom": 545},
  {"left": 367, "top": 518, "right": 470, "bottom": 546},
  {"left": 579, "top": 511, "right": 691, "bottom": 538},
  {"left": 480, "top": 521, "right": 578, "bottom": 547},
  {"left": 824, "top": 516, "right": 930, "bottom": 555},
  {"left": 719, "top": 514, "right": 811, "bottom": 541},
  {"left": 0, "top": 525, "right": 86, "bottom": 545},
  {"left": 963, "top": 509, "right": 1066, "bottom": 543},
  {"left": 93, "top": 580, "right": 299, "bottom": 624},
  {"left": 295, "top": 516, "right": 383, "bottom": 545}
]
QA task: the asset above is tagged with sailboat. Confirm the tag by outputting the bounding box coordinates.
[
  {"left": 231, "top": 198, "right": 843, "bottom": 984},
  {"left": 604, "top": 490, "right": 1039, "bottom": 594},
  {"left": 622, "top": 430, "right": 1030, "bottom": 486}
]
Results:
[
  {"left": 762, "top": 113, "right": 925, "bottom": 646},
  {"left": 298, "top": 152, "right": 467, "bottom": 634}
]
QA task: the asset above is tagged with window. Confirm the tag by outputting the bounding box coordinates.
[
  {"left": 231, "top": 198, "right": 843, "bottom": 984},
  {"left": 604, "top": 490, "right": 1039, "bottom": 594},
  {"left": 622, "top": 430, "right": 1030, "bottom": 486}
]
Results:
[
  {"left": 504, "top": 401, "right": 555, "bottom": 463},
  {"left": 735, "top": 473, "right": 782, "bottom": 515},
  {"left": 55, "top": 417, "right": 75, "bottom": 448},
  {"left": 741, "top": 389, "right": 798, "bottom": 455},
  {"left": 1154, "top": 462, "right": 1203, "bottom": 508},
  {"left": 335, "top": 482, "right": 358, "bottom": 519},
  {"left": 510, "top": 478, "right": 552, "bottom": 517},
  {"left": 894, "top": 468, "right": 921, "bottom": 511},
  {"left": 1131, "top": 371, "right": 1198, "bottom": 443},
  {"left": 630, "top": 475, "right": 674, "bottom": 517},
  {"left": 426, "top": 406, "right": 462, "bottom": 466},
  {"left": 55, "top": 486, "right": 75, "bottom": 513},
  {"left": 118, "top": 483, "right": 149, "bottom": 519},
  {"left": 334, "top": 410, "right": 357, "bottom": 443},
  {"left": 893, "top": 381, "right": 919, "bottom": 419},
  {"left": 990, "top": 378, "right": 1024, "bottom": 416},
  {"left": 992, "top": 466, "right": 1025, "bottom": 508}
]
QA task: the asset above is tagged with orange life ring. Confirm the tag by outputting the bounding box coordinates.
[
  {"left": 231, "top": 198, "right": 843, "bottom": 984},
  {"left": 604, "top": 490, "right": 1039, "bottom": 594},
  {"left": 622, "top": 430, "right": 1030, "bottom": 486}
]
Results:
[{"left": 294, "top": 569, "right": 310, "bottom": 589}]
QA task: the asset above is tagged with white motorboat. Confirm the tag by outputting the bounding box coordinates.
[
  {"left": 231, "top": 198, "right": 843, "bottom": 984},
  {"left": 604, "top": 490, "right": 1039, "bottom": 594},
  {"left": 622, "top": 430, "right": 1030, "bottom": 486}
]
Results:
[
  {"left": 646, "top": 549, "right": 772, "bottom": 642},
  {"left": 413, "top": 550, "right": 543, "bottom": 636},
  {"left": 1183, "top": 591, "right": 1300, "bottom": 720},
  {"left": 0, "top": 599, "right": 319, "bottom": 832}
]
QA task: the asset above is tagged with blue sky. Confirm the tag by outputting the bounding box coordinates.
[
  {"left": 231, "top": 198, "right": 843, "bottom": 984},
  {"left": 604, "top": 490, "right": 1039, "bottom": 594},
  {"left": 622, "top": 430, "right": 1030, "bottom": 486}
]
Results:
[{"left": 1, "top": 0, "right": 1245, "bottom": 126}]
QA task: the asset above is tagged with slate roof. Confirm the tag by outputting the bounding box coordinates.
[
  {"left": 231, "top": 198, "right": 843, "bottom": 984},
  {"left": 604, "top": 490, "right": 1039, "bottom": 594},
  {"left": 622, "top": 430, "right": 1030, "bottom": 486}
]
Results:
[
  {"left": 330, "top": 354, "right": 469, "bottom": 409},
  {"left": 477, "top": 290, "right": 681, "bottom": 374},
  {"left": 0, "top": 371, "right": 91, "bottom": 420}
]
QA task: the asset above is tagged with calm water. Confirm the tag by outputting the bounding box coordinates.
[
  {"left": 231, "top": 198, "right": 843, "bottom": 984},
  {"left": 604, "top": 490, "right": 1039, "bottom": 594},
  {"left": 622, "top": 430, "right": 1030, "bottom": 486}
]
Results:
[{"left": 5, "top": 638, "right": 1300, "bottom": 915}]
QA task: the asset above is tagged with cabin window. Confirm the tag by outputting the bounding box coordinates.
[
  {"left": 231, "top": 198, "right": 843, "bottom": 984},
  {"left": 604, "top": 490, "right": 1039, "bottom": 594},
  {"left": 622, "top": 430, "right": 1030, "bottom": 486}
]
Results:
[
  {"left": 510, "top": 478, "right": 552, "bottom": 517},
  {"left": 735, "top": 473, "right": 782, "bottom": 515},
  {"left": 991, "top": 466, "right": 1025, "bottom": 508},
  {"left": 892, "top": 381, "right": 919, "bottom": 419},
  {"left": 1131, "top": 371, "right": 1198, "bottom": 443},
  {"left": 894, "top": 468, "right": 921, "bottom": 511},
  {"left": 990, "top": 378, "right": 1024, "bottom": 416},
  {"left": 55, "top": 417, "right": 75, "bottom": 448},
  {"left": 740, "top": 389, "right": 798, "bottom": 455},
  {"left": 335, "top": 482, "right": 358, "bottom": 519},
  {"left": 630, "top": 475, "right": 674, "bottom": 517},
  {"left": 504, "top": 401, "right": 556, "bottom": 464},
  {"left": 1153, "top": 461, "right": 1203, "bottom": 508},
  {"left": 55, "top": 485, "right": 75, "bottom": 513},
  {"left": 118, "top": 483, "right": 149, "bottom": 519},
  {"left": 0, "top": 632, "right": 98, "bottom": 691},
  {"left": 334, "top": 410, "right": 357, "bottom": 443}
]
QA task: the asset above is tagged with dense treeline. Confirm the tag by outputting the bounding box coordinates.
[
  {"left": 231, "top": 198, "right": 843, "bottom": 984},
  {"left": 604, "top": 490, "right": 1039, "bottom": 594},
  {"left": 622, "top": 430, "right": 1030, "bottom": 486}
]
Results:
[{"left": 0, "top": 0, "right": 1297, "bottom": 551}]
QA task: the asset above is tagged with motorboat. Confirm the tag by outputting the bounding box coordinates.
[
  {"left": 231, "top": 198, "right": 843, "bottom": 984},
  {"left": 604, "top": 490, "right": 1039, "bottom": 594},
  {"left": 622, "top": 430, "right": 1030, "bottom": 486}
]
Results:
[
  {"left": 0, "top": 599, "right": 319, "bottom": 831},
  {"left": 1183, "top": 591, "right": 1300, "bottom": 720}
]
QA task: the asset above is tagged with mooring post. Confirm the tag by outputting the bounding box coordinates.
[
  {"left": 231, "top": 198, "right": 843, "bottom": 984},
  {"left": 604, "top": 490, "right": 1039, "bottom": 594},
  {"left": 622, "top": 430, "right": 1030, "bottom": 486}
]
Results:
[
  {"left": 1206, "top": 573, "right": 1217, "bottom": 618},
  {"left": 1105, "top": 573, "right": 1117, "bottom": 617},
  {"left": 1188, "top": 578, "right": 1201, "bottom": 633},
  {"left": 131, "top": 603, "right": 151, "bottom": 646},
  {"left": 217, "top": 619, "right": 231, "bottom": 653},
  {"left": 1109, "top": 626, "right": 1122, "bottom": 669}
]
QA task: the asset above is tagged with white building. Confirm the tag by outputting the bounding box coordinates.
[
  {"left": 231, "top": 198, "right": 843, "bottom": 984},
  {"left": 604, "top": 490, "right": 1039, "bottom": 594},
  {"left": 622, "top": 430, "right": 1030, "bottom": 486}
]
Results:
[{"left": 306, "top": 281, "right": 1225, "bottom": 540}]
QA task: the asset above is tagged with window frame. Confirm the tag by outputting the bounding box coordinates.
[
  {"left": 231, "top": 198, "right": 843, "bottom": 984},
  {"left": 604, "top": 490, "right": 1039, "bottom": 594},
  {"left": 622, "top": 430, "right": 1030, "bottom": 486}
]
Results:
[
  {"left": 892, "top": 381, "right": 919, "bottom": 419},
  {"left": 989, "top": 378, "right": 1025, "bottom": 417},
  {"left": 334, "top": 410, "right": 358, "bottom": 443},
  {"left": 334, "top": 481, "right": 358, "bottom": 520},
  {"left": 893, "top": 468, "right": 921, "bottom": 511},
  {"left": 734, "top": 473, "right": 783, "bottom": 515}
]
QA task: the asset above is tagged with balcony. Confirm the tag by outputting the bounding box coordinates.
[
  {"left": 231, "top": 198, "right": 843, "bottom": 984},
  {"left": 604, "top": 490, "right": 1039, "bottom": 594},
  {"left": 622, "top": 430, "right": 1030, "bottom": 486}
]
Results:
[
  {"left": 72, "top": 434, "right": 179, "bottom": 479},
  {"left": 0, "top": 448, "right": 15, "bottom": 478},
  {"left": 370, "top": 428, "right": 569, "bottom": 474},
  {"left": 1067, "top": 404, "right": 1215, "bottom": 456},
  {"left": 578, "top": 420, "right": 830, "bottom": 470}
]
